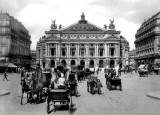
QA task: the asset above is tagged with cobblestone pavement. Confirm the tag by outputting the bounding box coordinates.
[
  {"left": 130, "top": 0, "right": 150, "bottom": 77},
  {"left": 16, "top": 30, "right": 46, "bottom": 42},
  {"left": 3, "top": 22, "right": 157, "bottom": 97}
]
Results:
[{"left": 0, "top": 72, "right": 160, "bottom": 115}]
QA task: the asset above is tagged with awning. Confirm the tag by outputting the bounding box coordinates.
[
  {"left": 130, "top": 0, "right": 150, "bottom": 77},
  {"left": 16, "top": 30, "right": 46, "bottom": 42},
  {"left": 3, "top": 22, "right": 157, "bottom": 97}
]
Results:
[
  {"left": 7, "top": 63, "right": 17, "bottom": 68},
  {"left": 138, "top": 64, "right": 145, "bottom": 69},
  {"left": 154, "top": 59, "right": 160, "bottom": 64},
  {"left": 0, "top": 63, "right": 17, "bottom": 68}
]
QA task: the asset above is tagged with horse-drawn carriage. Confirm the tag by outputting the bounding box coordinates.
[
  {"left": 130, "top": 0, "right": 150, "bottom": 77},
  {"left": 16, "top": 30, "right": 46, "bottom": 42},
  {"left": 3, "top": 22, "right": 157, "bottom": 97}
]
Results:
[
  {"left": 138, "top": 64, "right": 148, "bottom": 77},
  {"left": 84, "top": 68, "right": 94, "bottom": 79},
  {"left": 21, "top": 69, "right": 52, "bottom": 104},
  {"left": 105, "top": 70, "right": 122, "bottom": 91},
  {"left": 87, "top": 76, "right": 102, "bottom": 94},
  {"left": 46, "top": 88, "right": 74, "bottom": 113},
  {"left": 46, "top": 66, "right": 75, "bottom": 113}
]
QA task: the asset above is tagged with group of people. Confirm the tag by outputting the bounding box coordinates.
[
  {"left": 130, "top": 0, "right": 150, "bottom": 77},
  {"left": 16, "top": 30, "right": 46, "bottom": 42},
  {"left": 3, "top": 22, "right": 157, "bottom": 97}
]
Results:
[{"left": 51, "top": 69, "right": 76, "bottom": 90}]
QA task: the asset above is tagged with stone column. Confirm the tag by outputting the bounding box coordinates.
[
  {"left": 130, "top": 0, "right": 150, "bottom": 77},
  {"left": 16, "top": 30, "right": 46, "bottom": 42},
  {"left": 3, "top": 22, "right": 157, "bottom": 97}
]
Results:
[
  {"left": 105, "top": 43, "right": 107, "bottom": 57},
  {"left": 56, "top": 44, "right": 58, "bottom": 57},
  {"left": 97, "top": 44, "right": 99, "bottom": 57},
  {"left": 45, "top": 44, "right": 47, "bottom": 57},
  {"left": 76, "top": 44, "right": 78, "bottom": 57},
  {"left": 67, "top": 44, "right": 69, "bottom": 57},
  {"left": 48, "top": 44, "right": 50, "bottom": 57},
  {"left": 78, "top": 44, "right": 80, "bottom": 57},
  {"left": 107, "top": 44, "right": 109, "bottom": 56}
]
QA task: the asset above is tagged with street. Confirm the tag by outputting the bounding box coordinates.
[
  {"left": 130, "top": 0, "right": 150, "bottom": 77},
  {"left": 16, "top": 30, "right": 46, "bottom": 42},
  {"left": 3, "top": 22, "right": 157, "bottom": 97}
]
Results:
[{"left": 0, "top": 72, "right": 160, "bottom": 115}]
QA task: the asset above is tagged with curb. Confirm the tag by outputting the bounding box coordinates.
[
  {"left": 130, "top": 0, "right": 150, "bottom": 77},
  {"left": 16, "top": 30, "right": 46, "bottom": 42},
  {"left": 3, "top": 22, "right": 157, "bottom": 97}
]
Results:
[
  {"left": 147, "top": 92, "right": 160, "bottom": 100},
  {"left": 0, "top": 89, "right": 10, "bottom": 96}
]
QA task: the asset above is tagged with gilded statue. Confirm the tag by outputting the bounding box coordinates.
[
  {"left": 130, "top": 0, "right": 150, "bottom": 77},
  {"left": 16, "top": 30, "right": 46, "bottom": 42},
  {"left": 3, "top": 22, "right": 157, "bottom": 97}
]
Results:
[
  {"left": 51, "top": 19, "right": 57, "bottom": 29},
  {"left": 109, "top": 19, "right": 115, "bottom": 29}
]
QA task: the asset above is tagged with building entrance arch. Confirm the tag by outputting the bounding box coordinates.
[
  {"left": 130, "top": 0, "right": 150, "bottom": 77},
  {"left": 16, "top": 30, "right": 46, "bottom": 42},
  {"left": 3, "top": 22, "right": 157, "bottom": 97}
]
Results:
[
  {"left": 110, "top": 60, "right": 115, "bottom": 68},
  {"left": 99, "top": 60, "right": 104, "bottom": 68},
  {"left": 89, "top": 60, "right": 94, "bottom": 68},
  {"left": 61, "top": 60, "right": 66, "bottom": 67},
  {"left": 71, "top": 60, "right": 76, "bottom": 66},
  {"left": 51, "top": 60, "right": 55, "bottom": 68},
  {"left": 80, "top": 60, "right": 85, "bottom": 67}
]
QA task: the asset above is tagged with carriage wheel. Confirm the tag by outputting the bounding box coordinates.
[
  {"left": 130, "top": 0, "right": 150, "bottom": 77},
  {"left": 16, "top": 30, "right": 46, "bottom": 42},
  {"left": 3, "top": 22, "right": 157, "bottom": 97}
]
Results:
[
  {"left": 119, "top": 85, "right": 122, "bottom": 91},
  {"left": 46, "top": 103, "right": 50, "bottom": 114},
  {"left": 108, "top": 83, "right": 111, "bottom": 91},
  {"left": 107, "top": 82, "right": 111, "bottom": 91}
]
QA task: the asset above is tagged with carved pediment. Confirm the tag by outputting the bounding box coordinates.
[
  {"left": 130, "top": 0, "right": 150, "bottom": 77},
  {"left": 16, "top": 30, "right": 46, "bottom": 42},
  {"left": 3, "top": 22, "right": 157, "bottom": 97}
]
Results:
[
  {"left": 105, "top": 34, "right": 119, "bottom": 40},
  {"left": 46, "top": 35, "right": 60, "bottom": 41}
]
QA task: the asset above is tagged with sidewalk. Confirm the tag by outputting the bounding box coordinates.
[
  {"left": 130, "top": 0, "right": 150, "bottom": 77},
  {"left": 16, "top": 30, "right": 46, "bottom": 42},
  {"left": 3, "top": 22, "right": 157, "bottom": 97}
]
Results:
[
  {"left": 147, "top": 91, "right": 160, "bottom": 100},
  {"left": 0, "top": 73, "right": 11, "bottom": 96},
  {"left": 0, "top": 89, "right": 10, "bottom": 96}
]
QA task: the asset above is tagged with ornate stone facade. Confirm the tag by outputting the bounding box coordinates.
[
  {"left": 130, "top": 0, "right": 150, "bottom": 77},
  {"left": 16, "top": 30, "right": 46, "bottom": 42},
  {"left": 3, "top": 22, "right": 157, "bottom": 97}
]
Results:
[
  {"left": 0, "top": 13, "right": 31, "bottom": 69},
  {"left": 36, "top": 13, "right": 129, "bottom": 69},
  {"left": 135, "top": 12, "right": 160, "bottom": 66}
]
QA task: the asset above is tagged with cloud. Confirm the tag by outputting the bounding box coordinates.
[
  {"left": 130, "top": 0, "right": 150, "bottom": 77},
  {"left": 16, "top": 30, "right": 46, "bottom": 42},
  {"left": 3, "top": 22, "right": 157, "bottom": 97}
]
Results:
[
  {"left": 90, "top": 0, "right": 160, "bottom": 24},
  {"left": 1, "top": 0, "right": 159, "bottom": 50}
]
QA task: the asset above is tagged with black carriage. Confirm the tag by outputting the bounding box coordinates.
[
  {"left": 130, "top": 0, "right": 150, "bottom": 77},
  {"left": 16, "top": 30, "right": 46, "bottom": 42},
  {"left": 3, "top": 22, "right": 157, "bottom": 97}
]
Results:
[
  {"left": 107, "top": 77, "right": 122, "bottom": 91},
  {"left": 66, "top": 80, "right": 78, "bottom": 96},
  {"left": 87, "top": 76, "right": 100, "bottom": 94},
  {"left": 24, "top": 71, "right": 52, "bottom": 104},
  {"left": 46, "top": 88, "right": 74, "bottom": 113},
  {"left": 84, "top": 68, "right": 94, "bottom": 79},
  {"left": 138, "top": 64, "right": 148, "bottom": 77}
]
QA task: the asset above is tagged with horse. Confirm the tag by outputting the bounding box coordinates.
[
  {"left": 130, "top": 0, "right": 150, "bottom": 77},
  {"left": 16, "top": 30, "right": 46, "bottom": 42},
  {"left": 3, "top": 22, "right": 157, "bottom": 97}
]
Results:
[
  {"left": 28, "top": 79, "right": 44, "bottom": 103},
  {"left": 77, "top": 71, "right": 84, "bottom": 83}
]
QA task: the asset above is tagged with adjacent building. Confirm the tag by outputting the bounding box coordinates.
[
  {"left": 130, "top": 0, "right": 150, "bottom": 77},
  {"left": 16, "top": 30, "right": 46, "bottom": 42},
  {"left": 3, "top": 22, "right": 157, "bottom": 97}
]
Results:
[
  {"left": 135, "top": 12, "right": 160, "bottom": 66},
  {"left": 128, "top": 49, "right": 136, "bottom": 66},
  {"left": 0, "top": 12, "right": 31, "bottom": 69},
  {"left": 30, "top": 50, "right": 37, "bottom": 70},
  {"left": 36, "top": 13, "right": 129, "bottom": 69}
]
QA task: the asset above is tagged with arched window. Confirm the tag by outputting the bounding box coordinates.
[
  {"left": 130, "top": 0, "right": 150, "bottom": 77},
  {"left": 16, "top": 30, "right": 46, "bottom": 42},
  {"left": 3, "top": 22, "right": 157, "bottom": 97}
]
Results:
[
  {"left": 61, "top": 60, "right": 66, "bottom": 67},
  {"left": 80, "top": 60, "right": 85, "bottom": 66},
  {"left": 51, "top": 60, "right": 55, "bottom": 67},
  {"left": 99, "top": 60, "right": 104, "bottom": 68},
  {"left": 89, "top": 60, "right": 94, "bottom": 68},
  {"left": 71, "top": 60, "right": 76, "bottom": 66}
]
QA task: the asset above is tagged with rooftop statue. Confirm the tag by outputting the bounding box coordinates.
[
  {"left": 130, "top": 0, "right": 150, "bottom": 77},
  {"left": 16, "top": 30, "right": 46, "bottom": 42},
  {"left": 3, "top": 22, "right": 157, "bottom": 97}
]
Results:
[
  {"left": 59, "top": 24, "right": 62, "bottom": 30},
  {"left": 51, "top": 19, "right": 57, "bottom": 30},
  {"left": 104, "top": 24, "right": 107, "bottom": 29},
  {"left": 109, "top": 19, "right": 115, "bottom": 30}
]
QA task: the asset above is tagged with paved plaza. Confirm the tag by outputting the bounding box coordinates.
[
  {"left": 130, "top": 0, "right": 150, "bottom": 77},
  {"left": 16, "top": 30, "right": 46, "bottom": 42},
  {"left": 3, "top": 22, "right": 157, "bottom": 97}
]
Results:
[{"left": 0, "top": 72, "right": 160, "bottom": 115}]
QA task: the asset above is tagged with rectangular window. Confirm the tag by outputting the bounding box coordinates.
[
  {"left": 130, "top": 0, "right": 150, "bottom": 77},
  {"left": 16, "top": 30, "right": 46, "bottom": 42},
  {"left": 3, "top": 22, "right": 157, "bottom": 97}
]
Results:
[
  {"left": 71, "top": 48, "right": 76, "bottom": 56},
  {"left": 99, "top": 49, "right": 103, "bottom": 56},
  {"left": 89, "top": 48, "right": 95, "bottom": 57},
  {"left": 110, "top": 48, "right": 114, "bottom": 56},
  {"left": 62, "top": 49, "right": 66, "bottom": 56},
  {"left": 51, "top": 48, "right": 56, "bottom": 56},
  {"left": 80, "top": 48, "right": 85, "bottom": 57},
  {"left": 1, "top": 46, "right": 5, "bottom": 55}
]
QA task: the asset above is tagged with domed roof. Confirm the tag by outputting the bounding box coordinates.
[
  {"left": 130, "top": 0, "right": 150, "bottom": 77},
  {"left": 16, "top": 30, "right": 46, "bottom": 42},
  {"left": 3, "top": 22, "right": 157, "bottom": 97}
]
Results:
[{"left": 63, "top": 12, "right": 104, "bottom": 31}]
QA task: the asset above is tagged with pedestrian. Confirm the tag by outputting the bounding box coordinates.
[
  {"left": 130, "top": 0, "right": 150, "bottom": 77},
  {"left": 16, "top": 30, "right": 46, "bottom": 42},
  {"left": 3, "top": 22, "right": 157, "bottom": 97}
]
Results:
[
  {"left": 3, "top": 71, "right": 8, "bottom": 81},
  {"left": 96, "top": 79, "right": 103, "bottom": 94},
  {"left": 96, "top": 68, "right": 99, "bottom": 77},
  {"left": 118, "top": 68, "right": 121, "bottom": 76}
]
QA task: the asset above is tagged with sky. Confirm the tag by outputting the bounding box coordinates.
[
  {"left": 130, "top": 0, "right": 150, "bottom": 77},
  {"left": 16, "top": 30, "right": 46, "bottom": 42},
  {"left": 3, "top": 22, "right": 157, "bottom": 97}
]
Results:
[{"left": 0, "top": 0, "right": 160, "bottom": 50}]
